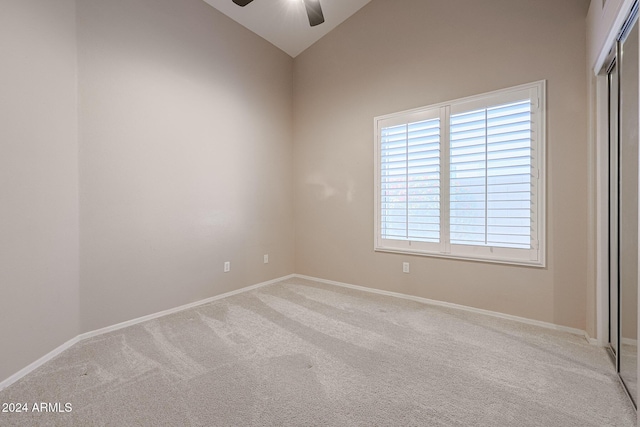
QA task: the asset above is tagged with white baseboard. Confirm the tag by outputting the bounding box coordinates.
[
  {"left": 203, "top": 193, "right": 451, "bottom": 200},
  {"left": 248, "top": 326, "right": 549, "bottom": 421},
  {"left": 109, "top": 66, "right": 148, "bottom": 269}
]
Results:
[
  {"left": 584, "top": 331, "right": 601, "bottom": 346},
  {"left": 0, "top": 272, "right": 604, "bottom": 392},
  {"left": 77, "top": 274, "right": 295, "bottom": 341},
  {"left": 0, "top": 274, "right": 295, "bottom": 392},
  {"left": 0, "top": 336, "right": 80, "bottom": 393},
  {"left": 294, "top": 274, "right": 593, "bottom": 342}
]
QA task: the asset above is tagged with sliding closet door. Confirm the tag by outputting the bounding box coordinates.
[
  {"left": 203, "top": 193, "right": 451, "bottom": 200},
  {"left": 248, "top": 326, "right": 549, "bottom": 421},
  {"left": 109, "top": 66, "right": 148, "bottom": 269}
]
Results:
[
  {"left": 618, "top": 18, "right": 639, "bottom": 404},
  {"left": 610, "top": 59, "right": 620, "bottom": 360}
]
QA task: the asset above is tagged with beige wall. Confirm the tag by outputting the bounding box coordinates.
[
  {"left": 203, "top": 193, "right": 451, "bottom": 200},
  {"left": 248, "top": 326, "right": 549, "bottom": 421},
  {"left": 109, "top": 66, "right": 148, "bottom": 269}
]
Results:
[
  {"left": 294, "top": 0, "right": 590, "bottom": 330},
  {"left": 0, "top": 0, "right": 80, "bottom": 382},
  {"left": 77, "top": 0, "right": 295, "bottom": 332}
]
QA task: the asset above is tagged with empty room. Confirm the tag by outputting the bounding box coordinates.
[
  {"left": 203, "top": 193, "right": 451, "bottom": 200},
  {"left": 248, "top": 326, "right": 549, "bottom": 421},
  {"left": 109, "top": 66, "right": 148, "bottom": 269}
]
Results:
[{"left": 1, "top": 0, "right": 639, "bottom": 425}]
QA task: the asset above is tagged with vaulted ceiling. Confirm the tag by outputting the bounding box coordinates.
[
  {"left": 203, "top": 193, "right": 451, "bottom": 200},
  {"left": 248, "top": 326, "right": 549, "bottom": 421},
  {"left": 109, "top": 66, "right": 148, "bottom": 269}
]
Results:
[{"left": 202, "top": 0, "right": 372, "bottom": 57}]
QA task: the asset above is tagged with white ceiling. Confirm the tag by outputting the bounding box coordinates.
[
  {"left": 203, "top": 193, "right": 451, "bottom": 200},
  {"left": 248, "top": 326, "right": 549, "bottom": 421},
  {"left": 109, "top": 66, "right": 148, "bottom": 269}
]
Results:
[{"left": 202, "top": 0, "right": 372, "bottom": 57}]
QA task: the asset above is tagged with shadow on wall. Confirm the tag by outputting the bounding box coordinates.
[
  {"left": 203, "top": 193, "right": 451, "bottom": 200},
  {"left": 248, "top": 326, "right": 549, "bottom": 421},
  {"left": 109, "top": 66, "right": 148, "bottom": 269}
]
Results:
[{"left": 306, "top": 174, "right": 356, "bottom": 203}]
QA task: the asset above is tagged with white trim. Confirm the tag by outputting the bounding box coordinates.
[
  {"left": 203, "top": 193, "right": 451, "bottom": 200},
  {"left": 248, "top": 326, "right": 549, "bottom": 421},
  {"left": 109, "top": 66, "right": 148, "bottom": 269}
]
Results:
[
  {"left": 0, "top": 274, "right": 295, "bottom": 392},
  {"left": 0, "top": 336, "right": 81, "bottom": 392},
  {"left": 294, "top": 274, "right": 591, "bottom": 341},
  {"left": 593, "top": 0, "right": 637, "bottom": 74},
  {"left": 77, "top": 275, "right": 293, "bottom": 341},
  {"left": 374, "top": 247, "right": 545, "bottom": 268},
  {"left": 584, "top": 331, "right": 601, "bottom": 346},
  {"left": 596, "top": 73, "right": 610, "bottom": 348},
  {"left": 0, "top": 272, "right": 602, "bottom": 393}
]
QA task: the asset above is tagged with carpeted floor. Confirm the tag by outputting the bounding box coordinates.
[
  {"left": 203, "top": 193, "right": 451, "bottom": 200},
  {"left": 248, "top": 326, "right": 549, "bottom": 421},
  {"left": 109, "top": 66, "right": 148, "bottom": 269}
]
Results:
[{"left": 0, "top": 277, "right": 636, "bottom": 426}]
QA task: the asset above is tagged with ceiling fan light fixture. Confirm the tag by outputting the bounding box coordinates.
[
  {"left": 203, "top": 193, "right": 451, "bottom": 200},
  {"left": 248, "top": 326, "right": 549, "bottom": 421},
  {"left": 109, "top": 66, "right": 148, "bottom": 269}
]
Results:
[
  {"left": 303, "top": 0, "right": 325, "bottom": 27},
  {"left": 231, "top": 0, "right": 324, "bottom": 27}
]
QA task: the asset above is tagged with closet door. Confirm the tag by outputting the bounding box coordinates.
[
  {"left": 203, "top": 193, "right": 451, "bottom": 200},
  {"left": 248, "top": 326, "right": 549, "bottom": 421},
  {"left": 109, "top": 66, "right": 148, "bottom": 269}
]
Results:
[
  {"left": 618, "top": 17, "right": 638, "bottom": 405},
  {"left": 609, "top": 59, "right": 619, "bottom": 361}
]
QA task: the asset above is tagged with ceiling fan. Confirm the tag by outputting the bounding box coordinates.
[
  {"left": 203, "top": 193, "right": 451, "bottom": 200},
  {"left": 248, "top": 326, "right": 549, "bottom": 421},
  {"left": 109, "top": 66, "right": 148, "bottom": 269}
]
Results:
[{"left": 232, "top": 0, "right": 325, "bottom": 27}]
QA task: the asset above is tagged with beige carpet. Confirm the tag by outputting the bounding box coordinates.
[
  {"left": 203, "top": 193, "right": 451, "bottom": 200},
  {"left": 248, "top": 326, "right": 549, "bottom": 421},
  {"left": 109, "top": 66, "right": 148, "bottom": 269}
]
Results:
[{"left": 0, "top": 277, "right": 636, "bottom": 426}]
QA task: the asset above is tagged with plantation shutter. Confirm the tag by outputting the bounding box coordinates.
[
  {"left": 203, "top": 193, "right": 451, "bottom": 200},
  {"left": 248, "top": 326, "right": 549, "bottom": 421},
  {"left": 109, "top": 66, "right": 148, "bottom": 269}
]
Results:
[
  {"left": 449, "top": 98, "right": 533, "bottom": 249},
  {"left": 375, "top": 81, "right": 544, "bottom": 266},
  {"left": 379, "top": 109, "right": 442, "bottom": 250}
]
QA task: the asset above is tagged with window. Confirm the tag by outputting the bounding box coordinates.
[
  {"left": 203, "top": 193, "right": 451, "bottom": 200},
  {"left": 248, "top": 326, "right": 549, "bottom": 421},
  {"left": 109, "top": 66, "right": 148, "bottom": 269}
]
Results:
[{"left": 374, "top": 81, "right": 545, "bottom": 266}]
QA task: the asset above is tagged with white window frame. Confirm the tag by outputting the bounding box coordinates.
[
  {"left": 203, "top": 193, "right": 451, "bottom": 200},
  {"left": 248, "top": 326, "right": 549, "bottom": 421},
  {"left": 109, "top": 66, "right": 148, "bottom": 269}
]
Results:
[{"left": 374, "top": 81, "right": 546, "bottom": 267}]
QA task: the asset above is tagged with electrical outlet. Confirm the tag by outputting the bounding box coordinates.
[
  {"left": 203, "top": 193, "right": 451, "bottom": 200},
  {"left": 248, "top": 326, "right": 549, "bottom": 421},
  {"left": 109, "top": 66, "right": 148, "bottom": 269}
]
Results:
[
  {"left": 264, "top": 254, "right": 269, "bottom": 264},
  {"left": 224, "top": 261, "right": 230, "bottom": 273},
  {"left": 403, "top": 262, "right": 410, "bottom": 274}
]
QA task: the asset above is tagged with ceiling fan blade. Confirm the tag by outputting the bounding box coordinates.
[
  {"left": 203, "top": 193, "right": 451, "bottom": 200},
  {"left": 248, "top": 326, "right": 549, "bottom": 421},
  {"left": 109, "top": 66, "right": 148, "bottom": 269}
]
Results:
[
  {"left": 303, "top": 0, "right": 325, "bottom": 27},
  {"left": 233, "top": 0, "right": 254, "bottom": 6}
]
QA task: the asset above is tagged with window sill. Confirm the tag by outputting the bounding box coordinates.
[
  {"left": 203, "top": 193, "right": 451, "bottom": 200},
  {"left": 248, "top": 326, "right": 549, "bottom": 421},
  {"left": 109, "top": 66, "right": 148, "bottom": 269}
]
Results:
[{"left": 374, "top": 246, "right": 545, "bottom": 268}]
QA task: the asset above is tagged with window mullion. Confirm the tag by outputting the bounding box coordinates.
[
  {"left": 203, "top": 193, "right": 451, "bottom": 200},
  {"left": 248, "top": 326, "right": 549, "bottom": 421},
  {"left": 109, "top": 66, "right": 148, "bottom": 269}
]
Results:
[
  {"left": 441, "top": 106, "right": 451, "bottom": 254},
  {"left": 405, "top": 124, "right": 409, "bottom": 240},
  {"left": 484, "top": 108, "right": 488, "bottom": 246}
]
